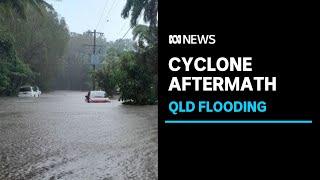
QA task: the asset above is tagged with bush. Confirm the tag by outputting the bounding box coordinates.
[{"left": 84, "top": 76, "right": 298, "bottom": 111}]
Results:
[
  {"left": 0, "top": 31, "right": 33, "bottom": 95},
  {"left": 95, "top": 62, "right": 118, "bottom": 96},
  {"left": 117, "top": 51, "right": 157, "bottom": 105}
]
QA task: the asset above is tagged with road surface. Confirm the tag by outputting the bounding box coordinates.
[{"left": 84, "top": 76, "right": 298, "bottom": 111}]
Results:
[{"left": 0, "top": 91, "right": 158, "bottom": 180}]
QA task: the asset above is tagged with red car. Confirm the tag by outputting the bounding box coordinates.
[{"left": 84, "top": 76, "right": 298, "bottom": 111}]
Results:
[{"left": 85, "top": 91, "right": 110, "bottom": 103}]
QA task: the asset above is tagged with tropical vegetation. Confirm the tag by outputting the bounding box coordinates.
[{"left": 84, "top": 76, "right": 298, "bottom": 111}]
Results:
[{"left": 1, "top": 0, "right": 158, "bottom": 105}]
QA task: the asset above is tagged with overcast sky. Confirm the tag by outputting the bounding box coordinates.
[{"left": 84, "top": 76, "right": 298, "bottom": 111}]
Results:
[{"left": 47, "top": 0, "right": 134, "bottom": 41}]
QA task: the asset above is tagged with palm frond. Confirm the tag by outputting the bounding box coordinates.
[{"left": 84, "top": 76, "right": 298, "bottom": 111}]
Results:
[{"left": 0, "top": 0, "right": 55, "bottom": 19}]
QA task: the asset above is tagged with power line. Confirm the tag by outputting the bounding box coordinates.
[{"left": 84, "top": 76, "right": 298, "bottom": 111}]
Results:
[
  {"left": 104, "top": 0, "right": 118, "bottom": 21},
  {"left": 95, "top": 0, "right": 110, "bottom": 29},
  {"left": 119, "top": 16, "right": 144, "bottom": 39},
  {"left": 84, "top": 30, "right": 104, "bottom": 90},
  {"left": 86, "top": 30, "right": 104, "bottom": 54},
  {"left": 119, "top": 21, "right": 128, "bottom": 33},
  {"left": 96, "top": 0, "right": 118, "bottom": 32},
  {"left": 121, "top": 27, "right": 132, "bottom": 39},
  {"left": 97, "top": 0, "right": 130, "bottom": 39}
]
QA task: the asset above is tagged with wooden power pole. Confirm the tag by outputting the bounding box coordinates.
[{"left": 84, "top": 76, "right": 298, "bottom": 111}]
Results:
[{"left": 86, "top": 29, "right": 104, "bottom": 90}]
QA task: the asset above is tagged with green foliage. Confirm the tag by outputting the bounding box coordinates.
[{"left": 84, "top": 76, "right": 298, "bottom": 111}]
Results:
[
  {"left": 0, "top": 33, "right": 11, "bottom": 92},
  {"left": 94, "top": 38, "right": 157, "bottom": 104},
  {"left": 133, "top": 24, "right": 156, "bottom": 48},
  {"left": 0, "top": 31, "right": 33, "bottom": 95},
  {"left": 0, "top": 0, "right": 53, "bottom": 19},
  {"left": 52, "top": 32, "right": 91, "bottom": 90},
  {"left": 53, "top": 33, "right": 135, "bottom": 91},
  {"left": 122, "top": 0, "right": 158, "bottom": 27},
  {"left": 117, "top": 51, "right": 157, "bottom": 105},
  {"left": 95, "top": 62, "right": 118, "bottom": 96},
  {"left": 94, "top": 25, "right": 158, "bottom": 105},
  {"left": 13, "top": 8, "right": 69, "bottom": 91},
  {"left": 0, "top": 1, "right": 69, "bottom": 95},
  {"left": 120, "top": 1, "right": 158, "bottom": 105},
  {"left": 94, "top": 39, "right": 135, "bottom": 95}
]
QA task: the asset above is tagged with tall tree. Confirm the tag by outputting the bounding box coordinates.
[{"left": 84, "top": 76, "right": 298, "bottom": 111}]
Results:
[
  {"left": 1, "top": 1, "right": 70, "bottom": 94},
  {"left": 118, "top": 0, "right": 158, "bottom": 104},
  {"left": 132, "top": 24, "right": 157, "bottom": 48},
  {"left": 121, "top": 0, "right": 158, "bottom": 27},
  {"left": 0, "top": 0, "right": 53, "bottom": 19}
]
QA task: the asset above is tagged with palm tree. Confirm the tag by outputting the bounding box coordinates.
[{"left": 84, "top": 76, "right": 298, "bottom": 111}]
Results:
[
  {"left": 0, "top": 0, "right": 53, "bottom": 19},
  {"left": 132, "top": 24, "right": 158, "bottom": 80},
  {"left": 121, "top": 0, "right": 158, "bottom": 27},
  {"left": 132, "top": 24, "right": 157, "bottom": 47}
]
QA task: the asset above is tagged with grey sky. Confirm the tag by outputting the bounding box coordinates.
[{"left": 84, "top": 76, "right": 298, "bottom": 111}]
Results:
[{"left": 47, "top": 0, "right": 135, "bottom": 41}]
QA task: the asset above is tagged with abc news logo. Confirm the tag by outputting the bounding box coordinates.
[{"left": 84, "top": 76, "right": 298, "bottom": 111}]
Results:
[{"left": 169, "top": 34, "right": 216, "bottom": 45}]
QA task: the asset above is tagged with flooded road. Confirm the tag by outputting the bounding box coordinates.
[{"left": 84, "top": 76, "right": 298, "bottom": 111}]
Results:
[{"left": 0, "top": 91, "right": 158, "bottom": 180}]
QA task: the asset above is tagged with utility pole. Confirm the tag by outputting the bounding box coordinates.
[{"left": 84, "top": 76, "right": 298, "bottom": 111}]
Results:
[{"left": 85, "top": 29, "right": 104, "bottom": 90}]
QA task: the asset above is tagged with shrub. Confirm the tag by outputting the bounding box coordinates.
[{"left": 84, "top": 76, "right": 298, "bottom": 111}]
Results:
[
  {"left": 0, "top": 31, "right": 33, "bottom": 95},
  {"left": 118, "top": 51, "right": 157, "bottom": 105}
]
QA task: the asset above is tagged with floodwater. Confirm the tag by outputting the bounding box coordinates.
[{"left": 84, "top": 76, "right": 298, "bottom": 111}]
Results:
[{"left": 0, "top": 91, "right": 158, "bottom": 180}]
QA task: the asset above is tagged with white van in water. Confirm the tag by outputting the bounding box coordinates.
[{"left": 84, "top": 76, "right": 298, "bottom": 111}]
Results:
[
  {"left": 18, "top": 86, "right": 38, "bottom": 98},
  {"left": 85, "top": 90, "right": 110, "bottom": 103}
]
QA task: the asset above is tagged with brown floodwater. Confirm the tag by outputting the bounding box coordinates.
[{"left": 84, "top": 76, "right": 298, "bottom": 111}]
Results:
[{"left": 0, "top": 91, "right": 158, "bottom": 180}]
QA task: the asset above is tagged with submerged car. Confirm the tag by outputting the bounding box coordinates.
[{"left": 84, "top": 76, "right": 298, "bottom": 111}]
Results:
[
  {"left": 85, "top": 90, "right": 110, "bottom": 103},
  {"left": 18, "top": 86, "right": 38, "bottom": 97}
]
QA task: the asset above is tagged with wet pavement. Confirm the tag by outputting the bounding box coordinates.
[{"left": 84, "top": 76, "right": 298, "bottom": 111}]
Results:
[{"left": 0, "top": 91, "right": 158, "bottom": 180}]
